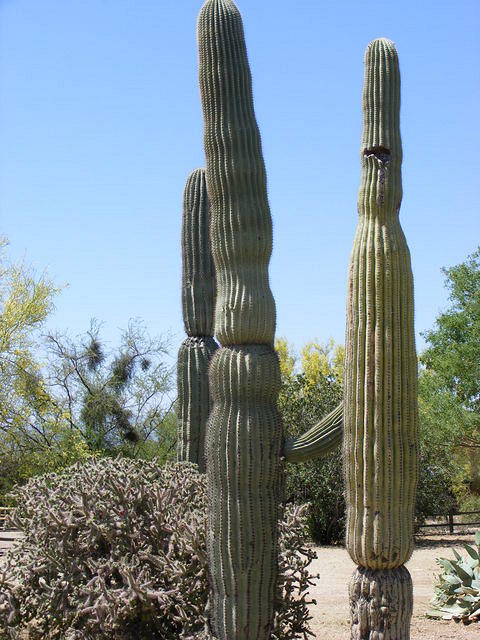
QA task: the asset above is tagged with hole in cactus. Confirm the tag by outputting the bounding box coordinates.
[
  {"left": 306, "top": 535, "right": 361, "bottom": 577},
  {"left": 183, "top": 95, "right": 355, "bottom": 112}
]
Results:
[{"left": 363, "top": 146, "right": 391, "bottom": 164}]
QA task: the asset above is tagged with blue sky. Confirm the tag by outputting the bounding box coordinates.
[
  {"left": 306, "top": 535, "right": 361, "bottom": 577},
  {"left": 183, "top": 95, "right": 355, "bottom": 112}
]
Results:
[{"left": 1, "top": 0, "right": 479, "bottom": 363}]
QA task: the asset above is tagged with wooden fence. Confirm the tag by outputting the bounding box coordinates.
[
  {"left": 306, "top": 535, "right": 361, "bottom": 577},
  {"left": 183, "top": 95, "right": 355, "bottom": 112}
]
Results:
[
  {"left": 418, "top": 509, "right": 480, "bottom": 534},
  {"left": 2, "top": 505, "right": 479, "bottom": 535},
  {"left": 0, "top": 507, "right": 13, "bottom": 530}
]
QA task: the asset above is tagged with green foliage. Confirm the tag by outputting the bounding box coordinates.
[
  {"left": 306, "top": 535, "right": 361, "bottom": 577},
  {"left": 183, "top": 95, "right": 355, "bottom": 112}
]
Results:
[
  {"left": 46, "top": 320, "right": 175, "bottom": 456},
  {"left": 275, "top": 337, "right": 296, "bottom": 380},
  {"left": 126, "top": 408, "right": 177, "bottom": 465},
  {"left": 422, "top": 246, "right": 480, "bottom": 416},
  {"left": 418, "top": 369, "right": 473, "bottom": 465},
  {"left": 427, "top": 531, "right": 480, "bottom": 623},
  {"left": 0, "top": 458, "right": 317, "bottom": 639},
  {"left": 0, "top": 238, "right": 77, "bottom": 503},
  {"left": 275, "top": 337, "right": 344, "bottom": 385},
  {"left": 300, "top": 339, "right": 344, "bottom": 386},
  {"left": 419, "top": 246, "right": 480, "bottom": 511},
  {"left": 279, "top": 372, "right": 345, "bottom": 545},
  {"left": 0, "top": 237, "right": 61, "bottom": 439},
  {"left": 415, "top": 460, "right": 457, "bottom": 527}
]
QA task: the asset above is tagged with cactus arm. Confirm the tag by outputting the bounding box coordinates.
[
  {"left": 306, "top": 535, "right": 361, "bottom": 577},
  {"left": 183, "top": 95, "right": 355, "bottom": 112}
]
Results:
[{"left": 283, "top": 402, "right": 343, "bottom": 463}]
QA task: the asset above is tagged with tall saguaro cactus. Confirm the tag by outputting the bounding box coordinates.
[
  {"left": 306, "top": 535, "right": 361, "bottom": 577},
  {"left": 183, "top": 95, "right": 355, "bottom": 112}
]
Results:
[
  {"left": 343, "top": 39, "right": 419, "bottom": 639},
  {"left": 198, "top": 1, "right": 283, "bottom": 638},
  {"left": 177, "top": 168, "right": 218, "bottom": 472}
]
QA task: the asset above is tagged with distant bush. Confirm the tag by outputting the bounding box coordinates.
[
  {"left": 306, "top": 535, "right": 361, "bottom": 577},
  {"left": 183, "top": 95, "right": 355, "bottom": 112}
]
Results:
[{"left": 0, "top": 458, "right": 317, "bottom": 639}]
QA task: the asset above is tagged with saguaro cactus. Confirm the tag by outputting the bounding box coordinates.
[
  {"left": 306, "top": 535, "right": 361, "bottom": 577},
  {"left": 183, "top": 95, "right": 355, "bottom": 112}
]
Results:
[
  {"left": 343, "top": 39, "right": 419, "bottom": 639},
  {"left": 198, "top": 1, "right": 283, "bottom": 637},
  {"left": 177, "top": 168, "right": 218, "bottom": 472}
]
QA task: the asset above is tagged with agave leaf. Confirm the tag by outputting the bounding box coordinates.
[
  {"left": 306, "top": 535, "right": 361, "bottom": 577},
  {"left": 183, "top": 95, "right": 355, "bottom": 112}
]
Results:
[
  {"left": 452, "top": 548, "right": 462, "bottom": 561},
  {"left": 437, "top": 558, "right": 455, "bottom": 574},
  {"left": 444, "top": 604, "right": 468, "bottom": 616},
  {"left": 451, "top": 561, "right": 473, "bottom": 585},
  {"left": 425, "top": 608, "right": 445, "bottom": 619},
  {"left": 443, "top": 574, "right": 461, "bottom": 585},
  {"left": 464, "top": 544, "right": 479, "bottom": 561}
]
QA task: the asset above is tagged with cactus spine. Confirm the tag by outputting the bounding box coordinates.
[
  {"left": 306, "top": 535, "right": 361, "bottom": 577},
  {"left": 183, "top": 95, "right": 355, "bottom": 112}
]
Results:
[
  {"left": 177, "top": 168, "right": 218, "bottom": 472},
  {"left": 343, "top": 38, "right": 419, "bottom": 639},
  {"left": 198, "top": 1, "right": 283, "bottom": 637}
]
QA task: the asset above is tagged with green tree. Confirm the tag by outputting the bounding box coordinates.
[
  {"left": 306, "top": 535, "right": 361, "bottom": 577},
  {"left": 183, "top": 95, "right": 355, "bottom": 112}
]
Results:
[
  {"left": 0, "top": 239, "right": 81, "bottom": 498},
  {"left": 0, "top": 240, "right": 176, "bottom": 502},
  {"left": 301, "top": 338, "right": 344, "bottom": 385},
  {"left": 422, "top": 247, "right": 480, "bottom": 418},
  {"left": 0, "top": 238, "right": 60, "bottom": 437},
  {"left": 46, "top": 320, "right": 176, "bottom": 460},
  {"left": 420, "top": 246, "right": 480, "bottom": 505}
]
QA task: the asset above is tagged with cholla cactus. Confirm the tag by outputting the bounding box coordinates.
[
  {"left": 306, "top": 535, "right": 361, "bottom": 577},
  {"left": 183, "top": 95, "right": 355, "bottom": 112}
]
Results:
[
  {"left": 198, "top": 1, "right": 283, "bottom": 637},
  {"left": 343, "top": 38, "right": 419, "bottom": 639},
  {"left": 177, "top": 168, "right": 218, "bottom": 472},
  {"left": 0, "top": 459, "right": 318, "bottom": 639}
]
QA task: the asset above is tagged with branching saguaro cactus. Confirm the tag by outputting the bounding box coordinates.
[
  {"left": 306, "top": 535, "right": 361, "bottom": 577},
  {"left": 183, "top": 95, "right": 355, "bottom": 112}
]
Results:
[
  {"left": 198, "top": 1, "right": 283, "bottom": 638},
  {"left": 343, "top": 39, "right": 419, "bottom": 639},
  {"left": 177, "top": 168, "right": 218, "bottom": 472},
  {"left": 177, "top": 165, "right": 340, "bottom": 473}
]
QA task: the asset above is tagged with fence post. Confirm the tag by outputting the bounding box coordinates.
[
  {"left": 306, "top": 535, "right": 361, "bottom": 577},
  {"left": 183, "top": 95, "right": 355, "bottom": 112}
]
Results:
[{"left": 448, "top": 508, "right": 454, "bottom": 534}]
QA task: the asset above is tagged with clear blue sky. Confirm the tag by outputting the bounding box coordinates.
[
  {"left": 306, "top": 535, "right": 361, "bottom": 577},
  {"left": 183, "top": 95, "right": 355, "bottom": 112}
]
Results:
[{"left": 1, "top": 0, "right": 479, "bottom": 362}]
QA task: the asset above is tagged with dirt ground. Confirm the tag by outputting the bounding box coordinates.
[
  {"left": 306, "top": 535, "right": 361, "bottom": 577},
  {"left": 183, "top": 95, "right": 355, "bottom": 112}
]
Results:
[{"left": 308, "top": 534, "right": 479, "bottom": 639}]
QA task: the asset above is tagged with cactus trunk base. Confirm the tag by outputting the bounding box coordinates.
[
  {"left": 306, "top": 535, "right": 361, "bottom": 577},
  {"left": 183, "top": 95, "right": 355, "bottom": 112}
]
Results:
[{"left": 349, "top": 566, "right": 413, "bottom": 640}]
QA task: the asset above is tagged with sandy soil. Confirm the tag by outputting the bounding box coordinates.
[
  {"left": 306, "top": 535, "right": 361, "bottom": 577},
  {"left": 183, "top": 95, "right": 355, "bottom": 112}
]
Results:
[{"left": 308, "top": 535, "right": 479, "bottom": 639}]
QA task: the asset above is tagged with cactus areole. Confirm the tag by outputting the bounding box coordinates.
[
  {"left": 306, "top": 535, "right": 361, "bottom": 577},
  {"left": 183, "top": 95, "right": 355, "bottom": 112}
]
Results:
[
  {"left": 343, "top": 38, "right": 419, "bottom": 639},
  {"left": 198, "top": 1, "right": 283, "bottom": 638}
]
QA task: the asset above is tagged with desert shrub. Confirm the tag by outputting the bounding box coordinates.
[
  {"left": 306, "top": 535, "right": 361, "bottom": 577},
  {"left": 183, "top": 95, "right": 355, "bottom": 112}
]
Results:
[
  {"left": 427, "top": 531, "right": 480, "bottom": 623},
  {"left": 0, "top": 458, "right": 317, "bottom": 639}
]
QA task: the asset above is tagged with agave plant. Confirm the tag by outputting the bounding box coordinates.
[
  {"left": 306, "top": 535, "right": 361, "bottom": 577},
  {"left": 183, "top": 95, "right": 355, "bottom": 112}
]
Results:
[{"left": 427, "top": 530, "right": 480, "bottom": 624}]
